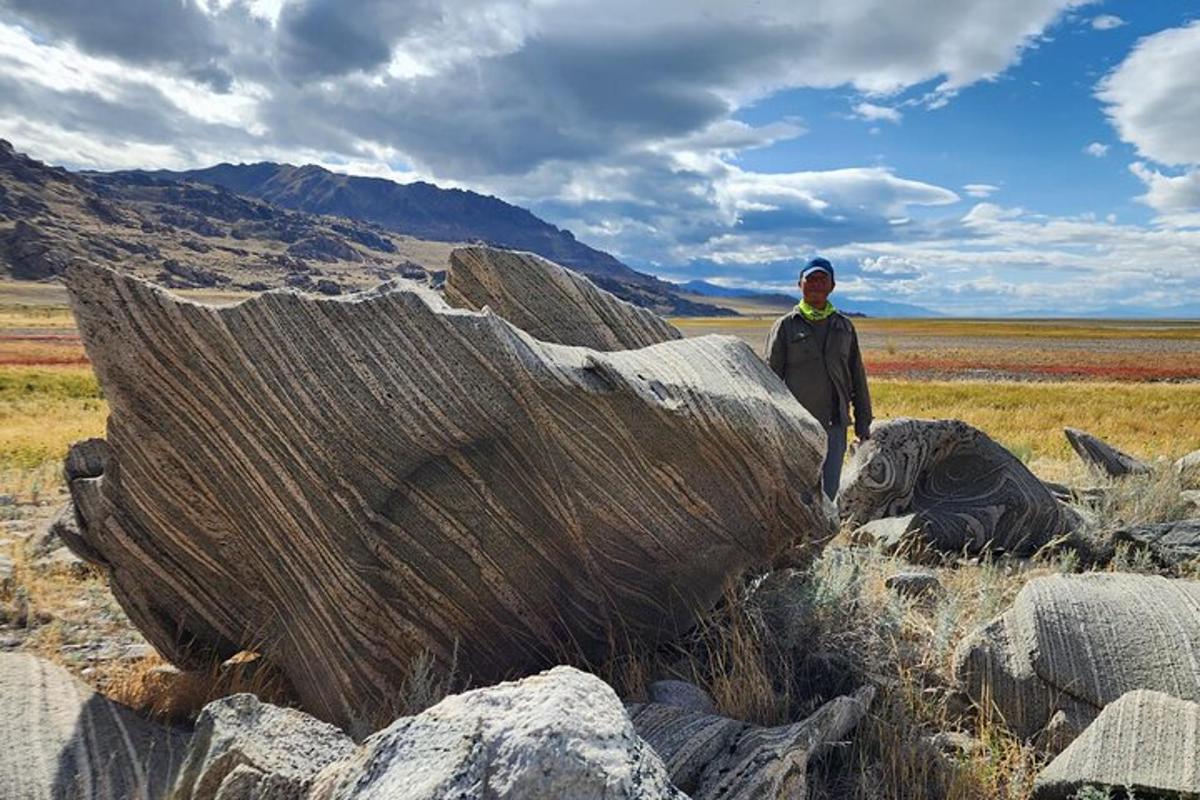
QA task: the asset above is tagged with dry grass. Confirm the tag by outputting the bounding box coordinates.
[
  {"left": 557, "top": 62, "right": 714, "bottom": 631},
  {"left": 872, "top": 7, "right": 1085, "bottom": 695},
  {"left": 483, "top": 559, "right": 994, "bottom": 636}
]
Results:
[{"left": 98, "top": 651, "right": 294, "bottom": 725}]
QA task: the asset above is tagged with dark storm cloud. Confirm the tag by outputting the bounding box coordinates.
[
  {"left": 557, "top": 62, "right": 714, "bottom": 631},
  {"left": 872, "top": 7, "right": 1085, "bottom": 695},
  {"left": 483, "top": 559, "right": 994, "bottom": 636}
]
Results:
[
  {"left": 275, "top": 0, "right": 435, "bottom": 79},
  {"left": 0, "top": 0, "right": 226, "bottom": 71}
]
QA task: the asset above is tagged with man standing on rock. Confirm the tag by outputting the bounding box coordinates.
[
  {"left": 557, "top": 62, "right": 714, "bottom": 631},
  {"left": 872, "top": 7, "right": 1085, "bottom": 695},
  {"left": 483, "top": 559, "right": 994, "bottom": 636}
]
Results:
[{"left": 765, "top": 257, "right": 872, "bottom": 499}]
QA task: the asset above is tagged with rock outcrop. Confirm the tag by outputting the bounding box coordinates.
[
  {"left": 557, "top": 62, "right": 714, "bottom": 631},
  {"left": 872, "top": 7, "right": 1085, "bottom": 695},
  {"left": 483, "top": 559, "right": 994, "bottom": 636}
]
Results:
[
  {"left": 954, "top": 573, "right": 1200, "bottom": 747},
  {"left": 1033, "top": 690, "right": 1200, "bottom": 800},
  {"left": 1176, "top": 448, "right": 1200, "bottom": 488},
  {"left": 309, "top": 666, "right": 686, "bottom": 799},
  {"left": 173, "top": 694, "right": 356, "bottom": 799},
  {"left": 1110, "top": 518, "right": 1200, "bottom": 567},
  {"left": 63, "top": 263, "right": 834, "bottom": 732},
  {"left": 1063, "top": 427, "right": 1150, "bottom": 477},
  {"left": 627, "top": 686, "right": 874, "bottom": 799},
  {"left": 444, "top": 246, "right": 682, "bottom": 350},
  {"left": 0, "top": 652, "right": 189, "bottom": 799},
  {"left": 838, "top": 418, "right": 1078, "bottom": 556}
]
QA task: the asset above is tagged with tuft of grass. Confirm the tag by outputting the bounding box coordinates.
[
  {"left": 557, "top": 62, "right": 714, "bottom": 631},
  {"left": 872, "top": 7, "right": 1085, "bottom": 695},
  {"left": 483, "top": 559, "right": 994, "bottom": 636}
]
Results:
[{"left": 98, "top": 651, "right": 294, "bottom": 724}]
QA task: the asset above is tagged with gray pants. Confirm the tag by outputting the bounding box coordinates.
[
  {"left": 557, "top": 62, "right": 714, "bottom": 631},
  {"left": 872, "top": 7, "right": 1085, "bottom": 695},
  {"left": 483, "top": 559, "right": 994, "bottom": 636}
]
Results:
[{"left": 823, "top": 424, "right": 848, "bottom": 500}]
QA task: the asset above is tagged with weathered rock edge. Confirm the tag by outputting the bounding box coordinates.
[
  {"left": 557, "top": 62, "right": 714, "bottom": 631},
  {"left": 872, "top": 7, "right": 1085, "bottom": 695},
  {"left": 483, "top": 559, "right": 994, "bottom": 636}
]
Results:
[
  {"left": 0, "top": 652, "right": 189, "bottom": 800},
  {"left": 64, "top": 262, "right": 834, "bottom": 733},
  {"left": 1033, "top": 690, "right": 1200, "bottom": 800},
  {"left": 954, "top": 573, "right": 1200, "bottom": 749},
  {"left": 444, "top": 246, "right": 682, "bottom": 350},
  {"left": 838, "top": 418, "right": 1079, "bottom": 556}
]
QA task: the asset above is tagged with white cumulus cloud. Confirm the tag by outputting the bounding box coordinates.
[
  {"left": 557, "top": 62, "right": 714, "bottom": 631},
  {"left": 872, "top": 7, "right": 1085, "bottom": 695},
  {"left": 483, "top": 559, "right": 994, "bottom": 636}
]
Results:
[
  {"left": 852, "top": 102, "right": 902, "bottom": 123},
  {"left": 1083, "top": 142, "right": 1109, "bottom": 157},
  {"left": 1091, "top": 14, "right": 1125, "bottom": 30},
  {"left": 963, "top": 183, "right": 1000, "bottom": 197}
]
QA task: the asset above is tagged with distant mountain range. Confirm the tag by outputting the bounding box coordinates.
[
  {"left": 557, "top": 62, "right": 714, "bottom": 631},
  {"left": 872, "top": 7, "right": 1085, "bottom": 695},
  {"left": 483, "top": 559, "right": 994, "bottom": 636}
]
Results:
[
  {"left": 678, "top": 279, "right": 943, "bottom": 318},
  {"left": 122, "top": 162, "right": 728, "bottom": 316}
]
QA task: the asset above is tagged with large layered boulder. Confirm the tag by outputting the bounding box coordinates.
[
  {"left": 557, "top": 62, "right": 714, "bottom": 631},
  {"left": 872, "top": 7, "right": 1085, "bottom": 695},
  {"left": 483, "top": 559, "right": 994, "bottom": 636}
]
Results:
[
  {"left": 1033, "top": 690, "right": 1200, "bottom": 799},
  {"left": 0, "top": 652, "right": 189, "bottom": 799},
  {"left": 1063, "top": 427, "right": 1150, "bottom": 477},
  {"left": 838, "top": 418, "right": 1078, "bottom": 556},
  {"left": 627, "top": 686, "right": 874, "bottom": 799},
  {"left": 444, "top": 246, "right": 682, "bottom": 350},
  {"left": 954, "top": 574, "right": 1200, "bottom": 747},
  {"left": 63, "top": 262, "right": 834, "bottom": 732}
]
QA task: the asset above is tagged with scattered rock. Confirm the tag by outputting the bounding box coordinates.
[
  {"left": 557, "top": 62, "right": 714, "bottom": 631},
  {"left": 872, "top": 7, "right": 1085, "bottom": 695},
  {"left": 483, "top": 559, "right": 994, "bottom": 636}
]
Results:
[
  {"left": 1063, "top": 427, "right": 1150, "bottom": 477},
  {"left": 885, "top": 570, "right": 943, "bottom": 599},
  {"left": 628, "top": 685, "right": 874, "bottom": 799},
  {"left": 839, "top": 419, "right": 1079, "bottom": 557},
  {"left": 0, "top": 652, "right": 189, "bottom": 799},
  {"left": 173, "top": 693, "right": 356, "bottom": 800},
  {"left": 926, "top": 731, "right": 984, "bottom": 757},
  {"left": 314, "top": 278, "right": 342, "bottom": 295},
  {"left": 646, "top": 679, "right": 717, "bottom": 715},
  {"left": 953, "top": 573, "right": 1200, "bottom": 750},
  {"left": 287, "top": 234, "right": 361, "bottom": 263},
  {"left": 311, "top": 666, "right": 686, "bottom": 799},
  {"left": 1032, "top": 690, "right": 1200, "bottom": 800},
  {"left": 32, "top": 545, "right": 88, "bottom": 577},
  {"left": 1176, "top": 449, "right": 1200, "bottom": 488},
  {"left": 0, "top": 555, "right": 11, "bottom": 591},
  {"left": 159, "top": 257, "right": 227, "bottom": 288},
  {"left": 445, "top": 246, "right": 683, "bottom": 350},
  {"left": 1110, "top": 518, "right": 1200, "bottom": 568},
  {"left": 63, "top": 263, "right": 835, "bottom": 732}
]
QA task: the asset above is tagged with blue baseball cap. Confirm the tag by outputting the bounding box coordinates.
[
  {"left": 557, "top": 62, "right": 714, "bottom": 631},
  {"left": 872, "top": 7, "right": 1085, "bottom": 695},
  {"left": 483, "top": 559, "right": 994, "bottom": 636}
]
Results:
[{"left": 800, "top": 257, "right": 834, "bottom": 281}]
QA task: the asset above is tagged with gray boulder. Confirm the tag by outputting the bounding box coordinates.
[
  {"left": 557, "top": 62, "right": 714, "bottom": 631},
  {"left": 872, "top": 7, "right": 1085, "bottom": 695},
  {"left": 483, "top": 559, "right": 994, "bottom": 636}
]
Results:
[
  {"left": 63, "top": 262, "right": 835, "bottom": 732},
  {"left": 839, "top": 418, "right": 1079, "bottom": 556},
  {"left": 1111, "top": 518, "right": 1200, "bottom": 567},
  {"left": 0, "top": 652, "right": 189, "bottom": 799},
  {"left": 173, "top": 693, "right": 356, "bottom": 800},
  {"left": 954, "top": 573, "right": 1200, "bottom": 749},
  {"left": 627, "top": 685, "right": 874, "bottom": 799},
  {"left": 444, "top": 246, "right": 682, "bottom": 350},
  {"left": 311, "top": 666, "right": 686, "bottom": 799},
  {"left": 1176, "top": 449, "right": 1200, "bottom": 488},
  {"left": 1063, "top": 427, "right": 1150, "bottom": 478},
  {"left": 1033, "top": 690, "right": 1200, "bottom": 799}
]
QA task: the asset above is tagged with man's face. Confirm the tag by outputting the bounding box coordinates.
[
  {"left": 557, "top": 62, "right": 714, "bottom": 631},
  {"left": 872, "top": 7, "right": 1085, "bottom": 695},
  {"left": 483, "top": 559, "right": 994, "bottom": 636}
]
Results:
[{"left": 800, "top": 270, "right": 834, "bottom": 306}]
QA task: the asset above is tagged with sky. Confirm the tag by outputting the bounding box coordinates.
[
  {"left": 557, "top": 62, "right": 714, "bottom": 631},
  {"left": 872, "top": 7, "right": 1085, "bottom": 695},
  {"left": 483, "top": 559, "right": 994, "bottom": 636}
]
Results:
[{"left": 0, "top": 1, "right": 1197, "bottom": 315}]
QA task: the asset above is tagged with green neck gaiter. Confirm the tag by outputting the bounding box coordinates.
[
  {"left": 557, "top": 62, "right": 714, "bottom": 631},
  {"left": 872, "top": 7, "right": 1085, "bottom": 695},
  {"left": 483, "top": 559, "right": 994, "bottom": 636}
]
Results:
[{"left": 796, "top": 299, "right": 836, "bottom": 322}]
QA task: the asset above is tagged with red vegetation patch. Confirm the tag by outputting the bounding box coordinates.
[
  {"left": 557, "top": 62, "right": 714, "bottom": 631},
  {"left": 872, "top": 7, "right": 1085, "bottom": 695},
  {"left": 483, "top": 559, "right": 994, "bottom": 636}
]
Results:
[{"left": 866, "top": 357, "right": 1200, "bottom": 382}]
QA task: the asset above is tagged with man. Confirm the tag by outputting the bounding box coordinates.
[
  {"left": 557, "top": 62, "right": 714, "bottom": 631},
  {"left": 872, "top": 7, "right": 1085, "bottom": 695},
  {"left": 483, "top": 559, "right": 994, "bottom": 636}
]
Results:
[{"left": 765, "top": 257, "right": 872, "bottom": 499}]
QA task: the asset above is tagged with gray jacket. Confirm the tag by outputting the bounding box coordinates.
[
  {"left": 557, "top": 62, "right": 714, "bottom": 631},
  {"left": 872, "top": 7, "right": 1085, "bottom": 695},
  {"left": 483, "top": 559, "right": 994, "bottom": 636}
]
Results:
[{"left": 765, "top": 310, "right": 872, "bottom": 438}]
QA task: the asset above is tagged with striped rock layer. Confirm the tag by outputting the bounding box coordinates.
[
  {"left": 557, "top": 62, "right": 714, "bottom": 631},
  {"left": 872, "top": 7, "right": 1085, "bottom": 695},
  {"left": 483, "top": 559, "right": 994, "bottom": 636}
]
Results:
[
  {"left": 0, "top": 653, "right": 188, "bottom": 800},
  {"left": 954, "top": 573, "right": 1200, "bottom": 747},
  {"left": 838, "top": 418, "right": 1079, "bottom": 556},
  {"left": 443, "top": 246, "right": 682, "bottom": 350},
  {"left": 1063, "top": 427, "right": 1150, "bottom": 478},
  {"left": 627, "top": 686, "right": 874, "bottom": 800},
  {"left": 1033, "top": 690, "right": 1200, "bottom": 799},
  {"left": 64, "top": 262, "right": 833, "bottom": 732}
]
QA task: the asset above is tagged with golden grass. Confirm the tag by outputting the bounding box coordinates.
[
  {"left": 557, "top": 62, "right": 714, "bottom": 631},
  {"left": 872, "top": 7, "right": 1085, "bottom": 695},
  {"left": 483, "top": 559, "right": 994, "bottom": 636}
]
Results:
[
  {"left": 0, "top": 368, "right": 105, "bottom": 491},
  {"left": 873, "top": 379, "right": 1200, "bottom": 467}
]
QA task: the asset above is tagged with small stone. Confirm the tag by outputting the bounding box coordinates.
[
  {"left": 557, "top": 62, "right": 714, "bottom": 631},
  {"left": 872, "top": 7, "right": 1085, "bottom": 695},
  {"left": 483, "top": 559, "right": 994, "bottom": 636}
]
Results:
[{"left": 885, "top": 570, "right": 943, "bottom": 599}]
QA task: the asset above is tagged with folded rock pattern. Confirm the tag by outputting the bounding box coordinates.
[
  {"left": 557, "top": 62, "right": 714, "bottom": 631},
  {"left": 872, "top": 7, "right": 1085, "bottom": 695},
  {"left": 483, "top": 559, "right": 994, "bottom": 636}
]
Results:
[
  {"left": 64, "top": 263, "right": 833, "bottom": 732},
  {"left": 626, "top": 685, "right": 874, "bottom": 800},
  {"left": 838, "top": 418, "right": 1078, "bottom": 556},
  {"left": 444, "top": 246, "right": 682, "bottom": 350},
  {"left": 1033, "top": 690, "right": 1200, "bottom": 799},
  {"left": 0, "top": 653, "right": 189, "bottom": 800},
  {"left": 954, "top": 573, "right": 1200, "bottom": 747}
]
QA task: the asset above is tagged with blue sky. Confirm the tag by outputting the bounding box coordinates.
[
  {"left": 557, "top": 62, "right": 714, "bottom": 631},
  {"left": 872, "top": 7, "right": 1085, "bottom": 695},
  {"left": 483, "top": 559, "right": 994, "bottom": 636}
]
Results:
[{"left": 0, "top": 0, "right": 1197, "bottom": 315}]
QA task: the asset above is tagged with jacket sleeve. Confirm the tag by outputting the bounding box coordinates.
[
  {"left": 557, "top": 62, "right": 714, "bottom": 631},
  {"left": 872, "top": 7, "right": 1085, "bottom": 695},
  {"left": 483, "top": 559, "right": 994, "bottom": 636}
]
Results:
[
  {"left": 848, "top": 325, "right": 873, "bottom": 438},
  {"left": 764, "top": 316, "right": 787, "bottom": 379}
]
